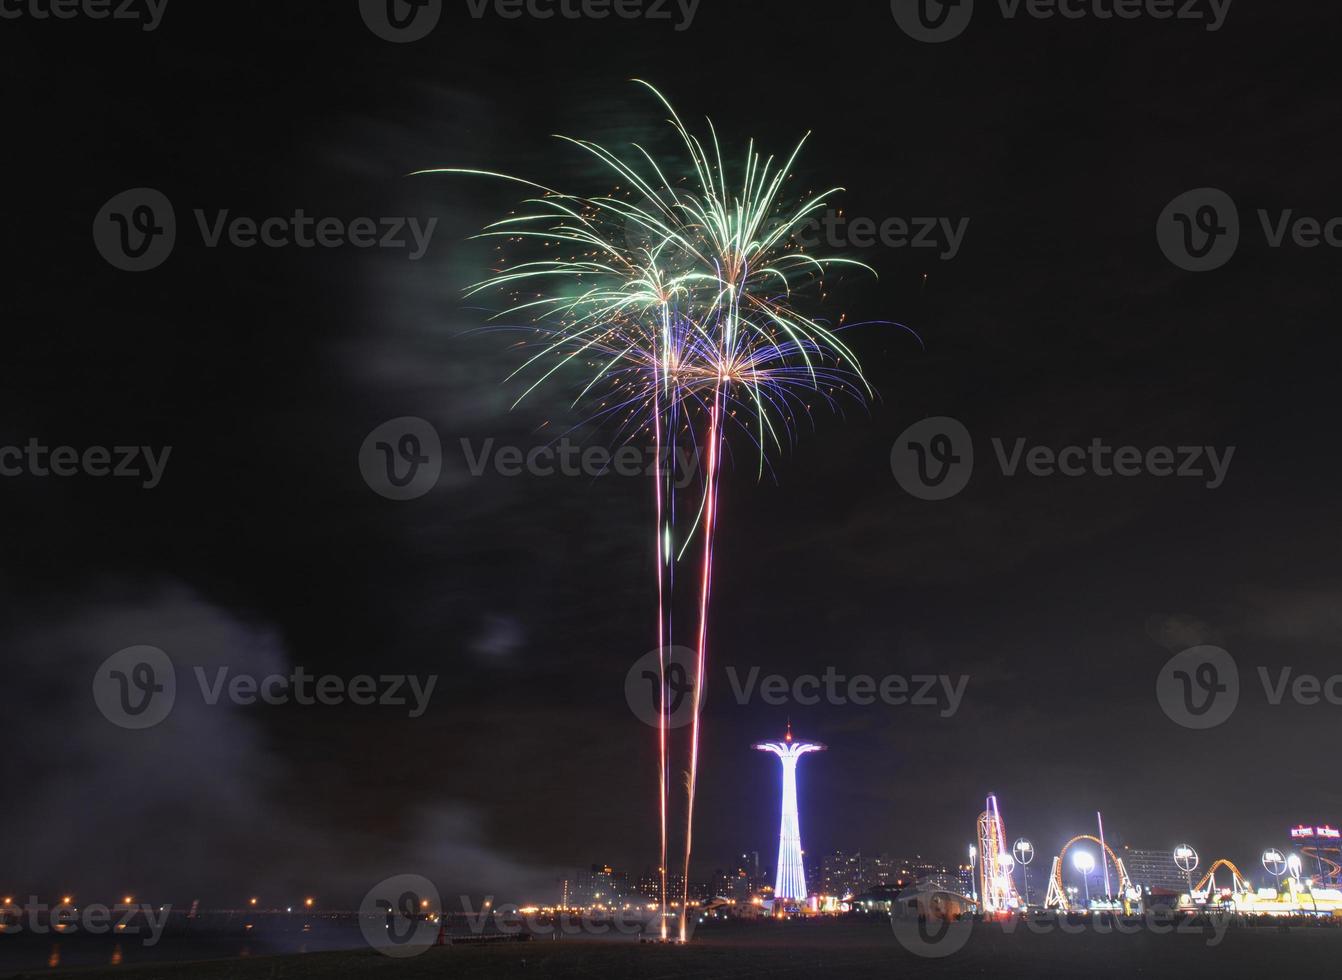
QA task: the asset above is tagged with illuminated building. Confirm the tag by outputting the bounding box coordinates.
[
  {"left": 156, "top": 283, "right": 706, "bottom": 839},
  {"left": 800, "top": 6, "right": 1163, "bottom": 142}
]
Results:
[
  {"left": 564, "top": 865, "right": 629, "bottom": 908},
  {"left": 819, "top": 851, "right": 897, "bottom": 897},
  {"left": 754, "top": 724, "right": 824, "bottom": 904},
  {"left": 1122, "top": 847, "right": 1189, "bottom": 894},
  {"left": 820, "top": 851, "right": 863, "bottom": 898},
  {"left": 739, "top": 851, "right": 762, "bottom": 894}
]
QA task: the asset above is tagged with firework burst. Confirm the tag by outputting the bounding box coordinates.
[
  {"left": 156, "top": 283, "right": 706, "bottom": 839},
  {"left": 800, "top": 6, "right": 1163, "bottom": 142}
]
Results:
[{"left": 420, "top": 81, "right": 899, "bottom": 939}]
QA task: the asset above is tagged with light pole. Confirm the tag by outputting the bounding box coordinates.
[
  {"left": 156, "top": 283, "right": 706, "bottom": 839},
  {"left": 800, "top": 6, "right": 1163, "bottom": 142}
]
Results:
[
  {"left": 969, "top": 845, "right": 978, "bottom": 904},
  {"left": 1013, "top": 839, "right": 1034, "bottom": 908},
  {"left": 1263, "top": 848, "right": 1288, "bottom": 892},
  {"left": 1074, "top": 851, "right": 1095, "bottom": 908},
  {"left": 1173, "top": 845, "right": 1199, "bottom": 904}
]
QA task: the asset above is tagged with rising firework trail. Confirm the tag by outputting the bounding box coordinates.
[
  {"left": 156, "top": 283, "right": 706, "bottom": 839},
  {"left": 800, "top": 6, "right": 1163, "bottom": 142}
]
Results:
[{"left": 419, "top": 81, "right": 904, "bottom": 941}]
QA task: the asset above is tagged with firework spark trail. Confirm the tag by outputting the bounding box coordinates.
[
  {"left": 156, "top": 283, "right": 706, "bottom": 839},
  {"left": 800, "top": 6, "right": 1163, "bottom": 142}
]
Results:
[
  {"left": 653, "top": 358, "right": 669, "bottom": 939},
  {"left": 420, "top": 80, "right": 908, "bottom": 939},
  {"left": 680, "top": 382, "right": 721, "bottom": 942}
]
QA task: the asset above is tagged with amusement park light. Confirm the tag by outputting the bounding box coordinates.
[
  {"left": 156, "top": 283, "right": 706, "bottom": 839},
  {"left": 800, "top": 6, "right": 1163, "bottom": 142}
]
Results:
[
  {"left": 1013, "top": 838, "right": 1034, "bottom": 906},
  {"left": 754, "top": 731, "right": 824, "bottom": 905},
  {"left": 997, "top": 852, "right": 1015, "bottom": 873},
  {"left": 1263, "top": 849, "right": 1289, "bottom": 878},
  {"left": 1287, "top": 854, "right": 1304, "bottom": 879},
  {"left": 1173, "top": 844, "right": 1199, "bottom": 896},
  {"left": 1073, "top": 851, "right": 1095, "bottom": 906},
  {"left": 968, "top": 845, "right": 978, "bottom": 902},
  {"left": 1013, "top": 839, "right": 1034, "bottom": 865},
  {"left": 1173, "top": 845, "right": 1199, "bottom": 872}
]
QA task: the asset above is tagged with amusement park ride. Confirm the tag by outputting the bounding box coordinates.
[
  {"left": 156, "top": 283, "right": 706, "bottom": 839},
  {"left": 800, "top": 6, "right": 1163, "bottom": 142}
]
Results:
[
  {"left": 969, "top": 797, "right": 1342, "bottom": 918},
  {"left": 1042, "top": 834, "right": 1139, "bottom": 912}
]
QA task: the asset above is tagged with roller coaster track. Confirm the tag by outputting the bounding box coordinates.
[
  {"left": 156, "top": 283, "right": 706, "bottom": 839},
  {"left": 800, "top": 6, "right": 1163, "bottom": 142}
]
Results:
[
  {"left": 1044, "top": 835, "right": 1134, "bottom": 910},
  {"left": 1301, "top": 847, "right": 1342, "bottom": 881},
  {"left": 1194, "top": 859, "right": 1248, "bottom": 894}
]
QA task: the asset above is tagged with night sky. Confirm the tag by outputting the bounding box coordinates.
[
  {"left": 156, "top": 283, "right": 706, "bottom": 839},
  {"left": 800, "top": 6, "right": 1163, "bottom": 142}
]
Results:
[{"left": 4, "top": 1, "right": 1341, "bottom": 907}]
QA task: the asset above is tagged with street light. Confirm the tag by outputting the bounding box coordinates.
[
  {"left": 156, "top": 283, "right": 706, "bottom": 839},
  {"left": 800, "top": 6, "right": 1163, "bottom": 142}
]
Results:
[
  {"left": 969, "top": 845, "right": 978, "bottom": 903},
  {"left": 1013, "top": 839, "right": 1035, "bottom": 907},
  {"left": 1073, "top": 851, "right": 1096, "bottom": 908},
  {"left": 1173, "top": 845, "right": 1199, "bottom": 901},
  {"left": 1263, "top": 848, "right": 1288, "bottom": 889}
]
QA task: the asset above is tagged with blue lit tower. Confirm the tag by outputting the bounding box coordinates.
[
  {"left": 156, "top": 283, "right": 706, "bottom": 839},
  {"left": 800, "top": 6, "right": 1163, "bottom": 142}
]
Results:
[{"left": 754, "top": 723, "right": 825, "bottom": 905}]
